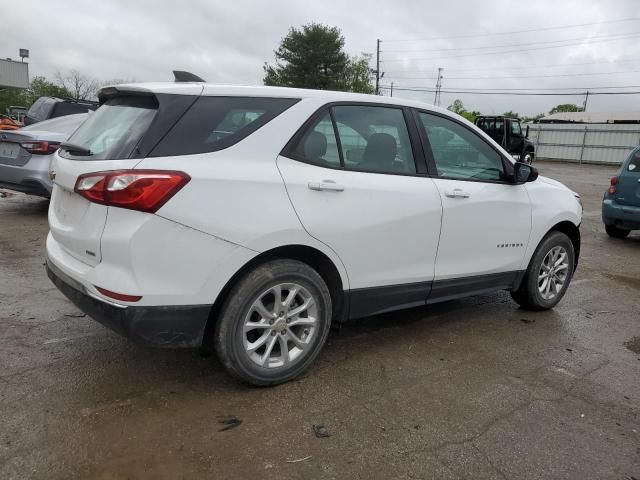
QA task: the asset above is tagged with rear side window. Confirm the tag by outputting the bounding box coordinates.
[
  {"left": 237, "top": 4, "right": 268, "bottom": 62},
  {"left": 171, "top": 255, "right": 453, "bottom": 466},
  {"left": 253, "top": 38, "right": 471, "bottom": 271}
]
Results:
[
  {"left": 627, "top": 148, "right": 640, "bottom": 173},
  {"left": 60, "top": 96, "right": 158, "bottom": 160},
  {"left": 150, "top": 97, "right": 299, "bottom": 157}
]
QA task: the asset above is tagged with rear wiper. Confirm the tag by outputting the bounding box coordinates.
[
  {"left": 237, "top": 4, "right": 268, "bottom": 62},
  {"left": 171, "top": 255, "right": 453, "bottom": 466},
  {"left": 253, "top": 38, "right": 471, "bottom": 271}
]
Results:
[{"left": 60, "top": 142, "right": 92, "bottom": 156}]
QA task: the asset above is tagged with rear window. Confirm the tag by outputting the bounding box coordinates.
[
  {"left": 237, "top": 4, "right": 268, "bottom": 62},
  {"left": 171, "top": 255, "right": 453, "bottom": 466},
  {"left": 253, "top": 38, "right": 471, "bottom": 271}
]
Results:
[
  {"left": 626, "top": 148, "right": 640, "bottom": 173},
  {"left": 149, "top": 96, "right": 299, "bottom": 157},
  {"left": 60, "top": 96, "right": 158, "bottom": 160},
  {"left": 27, "top": 98, "right": 54, "bottom": 122}
]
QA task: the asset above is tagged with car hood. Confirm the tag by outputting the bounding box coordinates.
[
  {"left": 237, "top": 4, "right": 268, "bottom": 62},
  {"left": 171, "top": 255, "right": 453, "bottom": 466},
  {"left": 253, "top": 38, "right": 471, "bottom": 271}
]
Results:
[{"left": 537, "top": 175, "right": 579, "bottom": 197}]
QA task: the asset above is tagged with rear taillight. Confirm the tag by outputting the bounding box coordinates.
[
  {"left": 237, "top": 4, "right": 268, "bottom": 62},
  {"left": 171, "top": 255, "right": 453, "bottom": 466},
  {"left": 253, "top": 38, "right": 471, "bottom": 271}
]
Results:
[
  {"left": 608, "top": 176, "right": 618, "bottom": 195},
  {"left": 20, "top": 141, "right": 60, "bottom": 155},
  {"left": 74, "top": 170, "right": 190, "bottom": 213}
]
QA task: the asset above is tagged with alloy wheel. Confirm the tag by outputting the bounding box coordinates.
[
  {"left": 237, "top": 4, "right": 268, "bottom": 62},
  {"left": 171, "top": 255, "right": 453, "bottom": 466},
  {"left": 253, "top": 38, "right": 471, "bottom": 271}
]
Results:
[
  {"left": 537, "top": 246, "right": 569, "bottom": 300},
  {"left": 242, "top": 283, "right": 318, "bottom": 368}
]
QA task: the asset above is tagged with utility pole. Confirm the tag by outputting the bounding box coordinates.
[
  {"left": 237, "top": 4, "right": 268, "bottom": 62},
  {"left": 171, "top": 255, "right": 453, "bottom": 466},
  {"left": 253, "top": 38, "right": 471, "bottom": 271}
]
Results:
[
  {"left": 390, "top": 82, "right": 394, "bottom": 97},
  {"left": 375, "top": 39, "right": 381, "bottom": 95},
  {"left": 582, "top": 90, "right": 590, "bottom": 112},
  {"left": 433, "top": 67, "right": 443, "bottom": 106}
]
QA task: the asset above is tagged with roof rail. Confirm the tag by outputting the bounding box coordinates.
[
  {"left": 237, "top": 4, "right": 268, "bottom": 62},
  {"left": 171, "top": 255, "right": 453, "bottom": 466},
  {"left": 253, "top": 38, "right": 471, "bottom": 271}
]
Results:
[{"left": 173, "top": 71, "right": 206, "bottom": 83}]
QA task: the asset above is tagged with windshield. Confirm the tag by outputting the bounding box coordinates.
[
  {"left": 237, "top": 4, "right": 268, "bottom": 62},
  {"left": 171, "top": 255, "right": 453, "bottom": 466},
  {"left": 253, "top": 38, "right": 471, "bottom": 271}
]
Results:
[{"left": 60, "top": 96, "right": 157, "bottom": 160}]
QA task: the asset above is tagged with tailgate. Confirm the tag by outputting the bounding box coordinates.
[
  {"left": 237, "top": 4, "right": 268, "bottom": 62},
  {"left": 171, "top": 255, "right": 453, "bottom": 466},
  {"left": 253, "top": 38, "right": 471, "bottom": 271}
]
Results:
[{"left": 48, "top": 153, "right": 139, "bottom": 266}]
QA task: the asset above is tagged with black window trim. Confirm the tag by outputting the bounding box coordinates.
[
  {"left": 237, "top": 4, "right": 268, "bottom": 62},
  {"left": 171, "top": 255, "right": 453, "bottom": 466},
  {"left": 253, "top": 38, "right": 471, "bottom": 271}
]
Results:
[
  {"left": 280, "top": 101, "right": 430, "bottom": 177},
  {"left": 413, "top": 108, "right": 517, "bottom": 185},
  {"left": 149, "top": 95, "right": 302, "bottom": 158}
]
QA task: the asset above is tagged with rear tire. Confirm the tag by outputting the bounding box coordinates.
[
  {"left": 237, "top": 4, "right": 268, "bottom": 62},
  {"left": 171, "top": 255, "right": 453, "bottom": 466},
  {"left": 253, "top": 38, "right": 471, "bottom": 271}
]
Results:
[
  {"left": 511, "top": 231, "right": 575, "bottom": 311},
  {"left": 605, "top": 224, "right": 630, "bottom": 239},
  {"left": 214, "top": 259, "right": 332, "bottom": 386}
]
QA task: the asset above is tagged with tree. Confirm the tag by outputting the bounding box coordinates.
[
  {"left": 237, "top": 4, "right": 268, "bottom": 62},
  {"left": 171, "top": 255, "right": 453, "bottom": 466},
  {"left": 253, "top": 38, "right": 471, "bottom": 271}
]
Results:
[
  {"left": 448, "top": 99, "right": 466, "bottom": 115},
  {"left": 521, "top": 112, "right": 545, "bottom": 123},
  {"left": 29, "top": 76, "right": 72, "bottom": 100},
  {"left": 447, "top": 99, "right": 481, "bottom": 123},
  {"left": 55, "top": 70, "right": 101, "bottom": 100},
  {"left": 0, "top": 77, "right": 72, "bottom": 115},
  {"left": 340, "top": 54, "right": 375, "bottom": 94},
  {"left": 549, "top": 103, "right": 583, "bottom": 115},
  {"left": 502, "top": 110, "right": 519, "bottom": 119},
  {"left": 264, "top": 23, "right": 373, "bottom": 93}
]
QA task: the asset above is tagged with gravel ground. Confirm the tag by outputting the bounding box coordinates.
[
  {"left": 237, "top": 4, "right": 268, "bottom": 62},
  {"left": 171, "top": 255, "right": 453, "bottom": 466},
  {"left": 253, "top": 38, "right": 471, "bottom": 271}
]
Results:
[{"left": 0, "top": 161, "right": 639, "bottom": 479}]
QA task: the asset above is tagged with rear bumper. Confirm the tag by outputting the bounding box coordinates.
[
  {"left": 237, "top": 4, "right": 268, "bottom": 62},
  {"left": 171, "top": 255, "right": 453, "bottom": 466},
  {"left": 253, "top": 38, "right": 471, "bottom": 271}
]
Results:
[
  {"left": 46, "top": 258, "right": 210, "bottom": 348},
  {"left": 602, "top": 198, "right": 640, "bottom": 230},
  {"left": 0, "top": 155, "right": 53, "bottom": 198}
]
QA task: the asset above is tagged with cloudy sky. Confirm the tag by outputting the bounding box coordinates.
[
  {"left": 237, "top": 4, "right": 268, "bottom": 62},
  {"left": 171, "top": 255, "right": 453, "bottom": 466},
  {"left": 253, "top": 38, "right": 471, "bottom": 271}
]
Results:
[{"left": 4, "top": 0, "right": 640, "bottom": 115}]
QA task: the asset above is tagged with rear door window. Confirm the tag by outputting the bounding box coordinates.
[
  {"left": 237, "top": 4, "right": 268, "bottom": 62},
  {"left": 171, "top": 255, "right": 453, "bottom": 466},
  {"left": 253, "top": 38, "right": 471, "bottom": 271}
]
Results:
[
  {"left": 288, "top": 112, "right": 341, "bottom": 168},
  {"left": 150, "top": 96, "right": 299, "bottom": 157},
  {"left": 332, "top": 105, "right": 416, "bottom": 174},
  {"left": 60, "top": 95, "right": 158, "bottom": 160},
  {"left": 626, "top": 148, "right": 640, "bottom": 172}
]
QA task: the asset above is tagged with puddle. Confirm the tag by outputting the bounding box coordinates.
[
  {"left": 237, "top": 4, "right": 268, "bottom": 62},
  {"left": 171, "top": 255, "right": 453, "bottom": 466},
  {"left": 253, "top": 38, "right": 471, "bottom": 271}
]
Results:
[{"left": 624, "top": 336, "right": 640, "bottom": 354}]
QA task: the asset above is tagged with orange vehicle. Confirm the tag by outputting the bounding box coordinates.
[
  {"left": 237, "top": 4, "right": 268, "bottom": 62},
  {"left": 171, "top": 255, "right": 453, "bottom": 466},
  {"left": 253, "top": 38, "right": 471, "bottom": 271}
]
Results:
[{"left": 0, "top": 115, "right": 22, "bottom": 130}]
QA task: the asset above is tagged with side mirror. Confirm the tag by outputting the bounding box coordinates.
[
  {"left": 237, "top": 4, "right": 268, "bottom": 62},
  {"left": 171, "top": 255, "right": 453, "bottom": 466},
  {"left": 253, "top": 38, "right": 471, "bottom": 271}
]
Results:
[
  {"left": 514, "top": 161, "right": 538, "bottom": 183},
  {"left": 525, "top": 125, "right": 530, "bottom": 138}
]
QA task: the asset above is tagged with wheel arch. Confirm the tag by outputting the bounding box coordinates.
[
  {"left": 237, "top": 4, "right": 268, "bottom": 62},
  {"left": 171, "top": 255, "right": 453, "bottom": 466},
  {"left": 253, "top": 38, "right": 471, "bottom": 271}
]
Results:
[
  {"left": 202, "top": 244, "right": 346, "bottom": 349},
  {"left": 548, "top": 220, "right": 581, "bottom": 270}
]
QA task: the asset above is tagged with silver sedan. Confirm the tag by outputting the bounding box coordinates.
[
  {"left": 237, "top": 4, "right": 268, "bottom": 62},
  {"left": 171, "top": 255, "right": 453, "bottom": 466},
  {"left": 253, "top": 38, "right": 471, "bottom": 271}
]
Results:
[{"left": 0, "top": 113, "right": 87, "bottom": 198}]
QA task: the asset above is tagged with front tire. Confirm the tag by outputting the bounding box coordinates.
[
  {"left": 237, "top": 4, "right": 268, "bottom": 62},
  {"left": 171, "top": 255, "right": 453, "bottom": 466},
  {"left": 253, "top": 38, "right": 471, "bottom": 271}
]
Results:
[
  {"left": 214, "top": 259, "right": 332, "bottom": 386},
  {"left": 523, "top": 151, "right": 534, "bottom": 164},
  {"left": 511, "top": 231, "right": 575, "bottom": 311},
  {"left": 605, "top": 224, "right": 630, "bottom": 239}
]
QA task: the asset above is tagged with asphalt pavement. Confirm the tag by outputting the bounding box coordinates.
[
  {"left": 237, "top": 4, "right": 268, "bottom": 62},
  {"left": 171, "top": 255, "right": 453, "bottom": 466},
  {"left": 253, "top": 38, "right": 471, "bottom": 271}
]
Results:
[{"left": 1, "top": 162, "right": 638, "bottom": 479}]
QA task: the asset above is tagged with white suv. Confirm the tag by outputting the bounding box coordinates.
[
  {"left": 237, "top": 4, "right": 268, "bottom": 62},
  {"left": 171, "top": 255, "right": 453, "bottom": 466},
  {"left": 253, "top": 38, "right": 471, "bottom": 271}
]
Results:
[{"left": 47, "top": 82, "right": 582, "bottom": 385}]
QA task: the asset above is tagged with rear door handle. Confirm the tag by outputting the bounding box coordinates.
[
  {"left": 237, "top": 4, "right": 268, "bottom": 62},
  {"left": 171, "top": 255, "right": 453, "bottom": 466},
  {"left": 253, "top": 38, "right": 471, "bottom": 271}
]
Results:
[
  {"left": 444, "top": 189, "right": 470, "bottom": 198},
  {"left": 308, "top": 180, "right": 345, "bottom": 192}
]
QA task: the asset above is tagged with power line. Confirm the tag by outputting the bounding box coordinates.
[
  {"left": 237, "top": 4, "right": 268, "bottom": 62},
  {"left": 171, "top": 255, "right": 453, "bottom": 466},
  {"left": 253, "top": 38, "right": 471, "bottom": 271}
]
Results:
[
  {"left": 384, "top": 59, "right": 637, "bottom": 75},
  {"left": 387, "top": 84, "right": 640, "bottom": 91},
  {"left": 383, "top": 30, "right": 640, "bottom": 53},
  {"left": 389, "top": 69, "right": 640, "bottom": 81},
  {"left": 379, "top": 85, "right": 640, "bottom": 96},
  {"left": 382, "top": 32, "right": 640, "bottom": 61},
  {"left": 383, "top": 17, "right": 640, "bottom": 42}
]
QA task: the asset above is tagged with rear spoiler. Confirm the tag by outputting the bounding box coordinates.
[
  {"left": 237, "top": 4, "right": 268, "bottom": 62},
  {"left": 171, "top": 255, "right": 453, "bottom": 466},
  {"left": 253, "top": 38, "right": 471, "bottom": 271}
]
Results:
[{"left": 97, "top": 71, "right": 206, "bottom": 104}]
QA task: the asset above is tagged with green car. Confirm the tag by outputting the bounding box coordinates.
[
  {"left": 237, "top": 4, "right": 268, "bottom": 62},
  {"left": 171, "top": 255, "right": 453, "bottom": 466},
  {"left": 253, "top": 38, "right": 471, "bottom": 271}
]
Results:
[{"left": 602, "top": 147, "right": 640, "bottom": 238}]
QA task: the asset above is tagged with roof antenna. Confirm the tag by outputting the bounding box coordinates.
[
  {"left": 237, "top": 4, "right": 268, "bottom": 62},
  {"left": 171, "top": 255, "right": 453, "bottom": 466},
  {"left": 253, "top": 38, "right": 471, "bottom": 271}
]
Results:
[{"left": 173, "top": 71, "right": 206, "bottom": 83}]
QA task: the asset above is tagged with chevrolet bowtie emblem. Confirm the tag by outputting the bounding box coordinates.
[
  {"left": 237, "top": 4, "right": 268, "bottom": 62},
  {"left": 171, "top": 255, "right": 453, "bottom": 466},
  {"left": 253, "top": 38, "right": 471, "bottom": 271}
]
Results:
[{"left": 48, "top": 170, "right": 56, "bottom": 181}]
